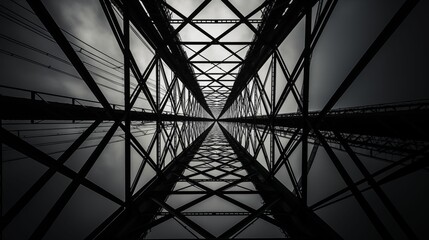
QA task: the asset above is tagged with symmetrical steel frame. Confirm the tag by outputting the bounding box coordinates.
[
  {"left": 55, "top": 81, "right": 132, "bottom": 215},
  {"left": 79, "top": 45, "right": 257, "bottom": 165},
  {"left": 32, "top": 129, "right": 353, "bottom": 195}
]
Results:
[{"left": 1, "top": 0, "right": 428, "bottom": 239}]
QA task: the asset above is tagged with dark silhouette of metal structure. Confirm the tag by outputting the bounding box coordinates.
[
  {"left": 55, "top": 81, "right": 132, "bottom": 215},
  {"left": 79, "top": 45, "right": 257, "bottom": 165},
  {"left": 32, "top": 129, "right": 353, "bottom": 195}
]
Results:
[{"left": 1, "top": 0, "right": 428, "bottom": 239}]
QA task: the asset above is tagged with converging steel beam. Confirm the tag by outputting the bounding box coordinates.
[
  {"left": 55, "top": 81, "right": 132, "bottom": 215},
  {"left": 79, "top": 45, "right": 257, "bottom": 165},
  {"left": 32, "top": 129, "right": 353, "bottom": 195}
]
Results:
[
  {"left": 220, "top": 0, "right": 319, "bottom": 116},
  {"left": 219, "top": 123, "right": 342, "bottom": 239},
  {"left": 112, "top": 0, "right": 213, "bottom": 117},
  {"left": 89, "top": 123, "right": 214, "bottom": 240}
]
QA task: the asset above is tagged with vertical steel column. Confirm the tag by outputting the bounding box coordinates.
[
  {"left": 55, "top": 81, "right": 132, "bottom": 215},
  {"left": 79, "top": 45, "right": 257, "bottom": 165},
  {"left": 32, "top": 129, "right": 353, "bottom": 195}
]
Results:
[
  {"left": 270, "top": 55, "right": 276, "bottom": 173},
  {"left": 123, "top": 1, "right": 131, "bottom": 205},
  {"left": 156, "top": 58, "right": 161, "bottom": 168},
  {"left": 301, "top": 7, "right": 312, "bottom": 204},
  {"left": 0, "top": 120, "right": 2, "bottom": 240}
]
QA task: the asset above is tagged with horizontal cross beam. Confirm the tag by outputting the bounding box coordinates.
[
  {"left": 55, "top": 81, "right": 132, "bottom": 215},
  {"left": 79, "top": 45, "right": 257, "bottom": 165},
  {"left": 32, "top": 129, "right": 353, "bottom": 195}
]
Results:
[
  {"left": 1, "top": 96, "right": 212, "bottom": 122},
  {"left": 222, "top": 108, "right": 429, "bottom": 141}
]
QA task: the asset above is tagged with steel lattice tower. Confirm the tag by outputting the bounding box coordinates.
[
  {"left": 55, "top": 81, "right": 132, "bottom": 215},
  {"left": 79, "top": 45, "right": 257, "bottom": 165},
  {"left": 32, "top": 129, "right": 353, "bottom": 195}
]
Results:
[{"left": 1, "top": 0, "right": 429, "bottom": 239}]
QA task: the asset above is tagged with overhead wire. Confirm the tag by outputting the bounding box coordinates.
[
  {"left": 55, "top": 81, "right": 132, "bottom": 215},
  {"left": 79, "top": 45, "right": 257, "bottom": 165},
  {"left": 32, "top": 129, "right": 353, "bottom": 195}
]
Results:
[
  {"left": 5, "top": 121, "right": 161, "bottom": 133},
  {"left": 2, "top": 121, "right": 180, "bottom": 163},
  {"left": 2, "top": 130, "right": 159, "bottom": 163},
  {"left": 0, "top": 21, "right": 168, "bottom": 104},
  {"left": 6, "top": 123, "right": 172, "bottom": 140},
  {"left": 0, "top": 2, "right": 167, "bottom": 96},
  {"left": 2, "top": 121, "right": 171, "bottom": 148},
  {"left": 2, "top": 0, "right": 207, "bottom": 114},
  {"left": 1, "top": 2, "right": 123, "bottom": 69},
  {"left": 0, "top": 48, "right": 124, "bottom": 94},
  {"left": 0, "top": 33, "right": 128, "bottom": 88}
]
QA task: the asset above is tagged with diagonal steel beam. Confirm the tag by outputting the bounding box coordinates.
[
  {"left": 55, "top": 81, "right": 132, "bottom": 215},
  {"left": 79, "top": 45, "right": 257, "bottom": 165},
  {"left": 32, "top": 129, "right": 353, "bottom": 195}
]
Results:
[
  {"left": 27, "top": 0, "right": 113, "bottom": 114},
  {"left": 29, "top": 122, "right": 120, "bottom": 239},
  {"left": 313, "top": 129, "right": 394, "bottom": 239},
  {"left": 100, "top": 0, "right": 157, "bottom": 112},
  {"left": 0, "top": 127, "right": 124, "bottom": 207},
  {"left": 170, "top": 0, "right": 212, "bottom": 36},
  {"left": 218, "top": 198, "right": 280, "bottom": 239},
  {"left": 317, "top": 0, "right": 419, "bottom": 120},
  {"left": 310, "top": 146, "right": 429, "bottom": 211},
  {"left": 151, "top": 198, "right": 215, "bottom": 239},
  {"left": 333, "top": 131, "right": 418, "bottom": 239},
  {"left": 1, "top": 120, "right": 102, "bottom": 229}
]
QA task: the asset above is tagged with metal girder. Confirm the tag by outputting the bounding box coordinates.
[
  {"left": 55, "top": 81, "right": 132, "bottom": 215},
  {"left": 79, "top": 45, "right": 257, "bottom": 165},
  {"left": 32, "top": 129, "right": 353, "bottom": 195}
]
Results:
[
  {"left": 217, "top": 199, "right": 280, "bottom": 239},
  {"left": 90, "top": 123, "right": 311, "bottom": 239},
  {"left": 158, "top": 0, "right": 272, "bottom": 116},
  {"left": 169, "top": 19, "right": 263, "bottom": 24},
  {"left": 222, "top": 105, "right": 429, "bottom": 141},
  {"left": 2, "top": 0, "right": 426, "bottom": 239},
  {"left": 222, "top": 102, "right": 428, "bottom": 239},
  {"left": 301, "top": 6, "right": 312, "bottom": 204},
  {"left": 123, "top": 0, "right": 132, "bottom": 206},
  {"left": 262, "top": 123, "right": 425, "bottom": 165},
  {"left": 219, "top": 123, "right": 342, "bottom": 239},
  {"left": 100, "top": 0, "right": 157, "bottom": 112}
]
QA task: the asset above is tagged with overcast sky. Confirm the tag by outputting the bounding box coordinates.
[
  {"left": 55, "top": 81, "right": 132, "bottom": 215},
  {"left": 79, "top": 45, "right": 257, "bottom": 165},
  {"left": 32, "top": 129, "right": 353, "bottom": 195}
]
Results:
[{"left": 1, "top": 0, "right": 429, "bottom": 239}]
